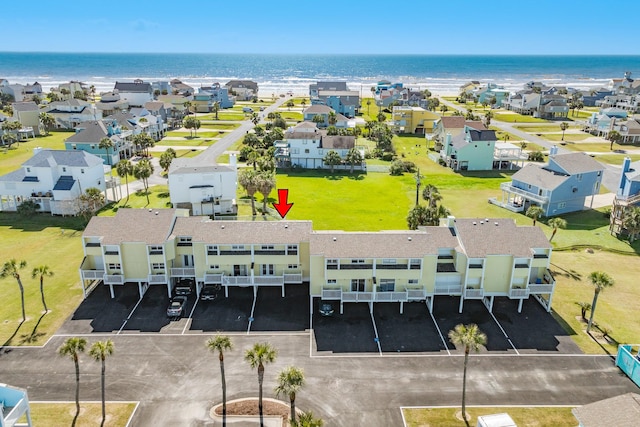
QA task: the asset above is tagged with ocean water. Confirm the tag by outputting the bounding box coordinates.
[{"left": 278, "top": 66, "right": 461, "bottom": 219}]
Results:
[{"left": 1, "top": 52, "right": 639, "bottom": 96}]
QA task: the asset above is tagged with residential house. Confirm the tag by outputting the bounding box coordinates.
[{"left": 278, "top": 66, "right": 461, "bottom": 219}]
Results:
[
  {"left": 44, "top": 99, "right": 99, "bottom": 129},
  {"left": 114, "top": 80, "right": 154, "bottom": 107},
  {"left": 168, "top": 155, "right": 238, "bottom": 217},
  {"left": 64, "top": 120, "right": 131, "bottom": 165},
  {"left": 11, "top": 101, "right": 41, "bottom": 136},
  {"left": 583, "top": 113, "right": 640, "bottom": 144},
  {"left": 313, "top": 90, "right": 359, "bottom": 118},
  {"left": 274, "top": 122, "right": 361, "bottom": 169},
  {"left": 0, "top": 148, "right": 106, "bottom": 215},
  {"left": 596, "top": 95, "right": 640, "bottom": 113},
  {"left": 144, "top": 101, "right": 170, "bottom": 122},
  {"left": 440, "top": 126, "right": 498, "bottom": 171},
  {"left": 572, "top": 393, "right": 640, "bottom": 427},
  {"left": 374, "top": 81, "right": 407, "bottom": 107},
  {"left": 167, "top": 79, "right": 194, "bottom": 96},
  {"left": 391, "top": 106, "right": 439, "bottom": 134},
  {"left": 459, "top": 81, "right": 481, "bottom": 96},
  {"left": 197, "top": 83, "right": 235, "bottom": 109},
  {"left": 0, "top": 79, "right": 26, "bottom": 102},
  {"left": 432, "top": 116, "right": 486, "bottom": 151},
  {"left": 303, "top": 105, "right": 333, "bottom": 127},
  {"left": 490, "top": 148, "right": 604, "bottom": 216},
  {"left": 475, "top": 83, "right": 510, "bottom": 105},
  {"left": 309, "top": 81, "right": 348, "bottom": 98},
  {"left": 80, "top": 211, "right": 556, "bottom": 316},
  {"left": 225, "top": 80, "right": 259, "bottom": 100},
  {"left": 52, "top": 81, "right": 87, "bottom": 100},
  {"left": 582, "top": 88, "right": 615, "bottom": 107},
  {"left": 502, "top": 92, "right": 569, "bottom": 119},
  {"left": 0, "top": 383, "right": 33, "bottom": 427},
  {"left": 95, "top": 91, "right": 129, "bottom": 116},
  {"left": 610, "top": 157, "right": 640, "bottom": 237},
  {"left": 22, "top": 82, "right": 43, "bottom": 101},
  {"left": 401, "top": 90, "right": 428, "bottom": 109}
]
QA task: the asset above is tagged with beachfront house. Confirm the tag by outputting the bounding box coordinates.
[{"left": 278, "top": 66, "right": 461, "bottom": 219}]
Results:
[
  {"left": 225, "top": 80, "right": 259, "bottom": 100},
  {"left": 114, "top": 80, "right": 154, "bottom": 107},
  {"left": 0, "top": 79, "right": 27, "bottom": 102},
  {"left": 502, "top": 91, "right": 569, "bottom": 119},
  {"left": 309, "top": 81, "right": 348, "bottom": 98},
  {"left": 0, "top": 148, "right": 106, "bottom": 215},
  {"left": 374, "top": 81, "right": 407, "bottom": 107},
  {"left": 197, "top": 83, "right": 235, "bottom": 110},
  {"left": 459, "top": 81, "right": 481, "bottom": 96},
  {"left": 95, "top": 91, "right": 129, "bottom": 116},
  {"left": 439, "top": 126, "right": 497, "bottom": 171},
  {"left": 610, "top": 157, "right": 640, "bottom": 237},
  {"left": 79, "top": 210, "right": 555, "bottom": 315},
  {"left": 490, "top": 149, "right": 604, "bottom": 216},
  {"left": 167, "top": 155, "right": 238, "bottom": 217},
  {"left": 309, "top": 81, "right": 359, "bottom": 118},
  {"left": 303, "top": 105, "right": 333, "bottom": 127},
  {"left": 475, "top": 83, "right": 510, "bottom": 105},
  {"left": 391, "top": 106, "right": 439, "bottom": 134}
]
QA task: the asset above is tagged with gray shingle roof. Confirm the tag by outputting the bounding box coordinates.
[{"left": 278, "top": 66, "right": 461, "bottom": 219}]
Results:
[
  {"left": 454, "top": 218, "right": 551, "bottom": 258},
  {"left": 304, "top": 105, "right": 333, "bottom": 114},
  {"left": 171, "top": 218, "right": 313, "bottom": 244},
  {"left": 550, "top": 152, "right": 604, "bottom": 175},
  {"left": 12, "top": 101, "right": 39, "bottom": 112},
  {"left": 512, "top": 163, "right": 569, "bottom": 190},
  {"left": 83, "top": 208, "right": 179, "bottom": 245},
  {"left": 320, "top": 134, "right": 355, "bottom": 149},
  {"left": 168, "top": 163, "right": 234, "bottom": 175},
  {"left": 572, "top": 393, "right": 640, "bottom": 427},
  {"left": 65, "top": 121, "right": 110, "bottom": 144},
  {"left": 22, "top": 149, "right": 104, "bottom": 168},
  {"left": 468, "top": 129, "right": 497, "bottom": 142},
  {"left": 114, "top": 81, "right": 152, "bottom": 93},
  {"left": 310, "top": 228, "right": 459, "bottom": 258}
]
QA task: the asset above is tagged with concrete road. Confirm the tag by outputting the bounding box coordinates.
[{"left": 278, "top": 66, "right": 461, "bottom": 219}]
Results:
[{"left": 0, "top": 332, "right": 636, "bottom": 427}]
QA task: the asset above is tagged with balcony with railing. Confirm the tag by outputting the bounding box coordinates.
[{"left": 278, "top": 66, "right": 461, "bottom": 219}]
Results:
[
  {"left": 407, "top": 288, "right": 426, "bottom": 300},
  {"left": 170, "top": 267, "right": 195, "bottom": 277},
  {"left": 342, "top": 291, "right": 374, "bottom": 302},
  {"left": 204, "top": 273, "right": 223, "bottom": 284},
  {"left": 148, "top": 274, "right": 167, "bottom": 284},
  {"left": 528, "top": 284, "right": 554, "bottom": 294},
  {"left": 254, "top": 249, "right": 286, "bottom": 255},
  {"left": 219, "top": 249, "right": 252, "bottom": 255},
  {"left": 499, "top": 182, "right": 549, "bottom": 204},
  {"left": 434, "top": 284, "right": 463, "bottom": 295},
  {"left": 81, "top": 268, "right": 105, "bottom": 280},
  {"left": 509, "top": 287, "right": 529, "bottom": 298},
  {"left": 374, "top": 290, "right": 408, "bottom": 302},
  {"left": 338, "top": 263, "right": 374, "bottom": 270},
  {"left": 222, "top": 275, "right": 252, "bottom": 286},
  {"left": 464, "top": 287, "right": 484, "bottom": 299},
  {"left": 284, "top": 272, "right": 303, "bottom": 283},
  {"left": 253, "top": 275, "right": 284, "bottom": 286},
  {"left": 322, "top": 287, "right": 342, "bottom": 300},
  {"left": 376, "top": 264, "right": 409, "bottom": 270},
  {"left": 104, "top": 274, "right": 124, "bottom": 285}
]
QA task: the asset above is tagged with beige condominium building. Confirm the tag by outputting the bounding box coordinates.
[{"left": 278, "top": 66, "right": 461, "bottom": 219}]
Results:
[{"left": 80, "top": 209, "right": 555, "bottom": 314}]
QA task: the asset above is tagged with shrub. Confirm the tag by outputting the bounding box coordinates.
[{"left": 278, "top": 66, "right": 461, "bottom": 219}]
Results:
[
  {"left": 17, "top": 200, "right": 40, "bottom": 216},
  {"left": 389, "top": 160, "right": 416, "bottom": 176},
  {"left": 381, "top": 151, "right": 395, "bottom": 162},
  {"left": 528, "top": 151, "right": 545, "bottom": 162}
]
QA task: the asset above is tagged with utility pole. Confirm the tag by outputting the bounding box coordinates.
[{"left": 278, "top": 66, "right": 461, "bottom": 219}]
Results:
[{"left": 415, "top": 168, "right": 421, "bottom": 206}]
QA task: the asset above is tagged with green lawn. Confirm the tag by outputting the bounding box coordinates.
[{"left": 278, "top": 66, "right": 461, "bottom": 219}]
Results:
[
  {"left": 276, "top": 111, "right": 303, "bottom": 121},
  {"left": 493, "top": 113, "right": 550, "bottom": 123},
  {"left": 0, "top": 213, "right": 85, "bottom": 346},
  {"left": 19, "top": 402, "right": 137, "bottom": 427},
  {"left": 164, "top": 131, "right": 221, "bottom": 139},
  {"left": 149, "top": 149, "right": 201, "bottom": 159},
  {"left": 403, "top": 407, "right": 576, "bottom": 427},
  {"left": 513, "top": 125, "right": 581, "bottom": 133},
  {"left": 539, "top": 133, "right": 591, "bottom": 142},
  {"left": 0, "top": 131, "right": 74, "bottom": 175},
  {"left": 595, "top": 153, "right": 640, "bottom": 164},
  {"left": 98, "top": 185, "right": 171, "bottom": 216},
  {"left": 156, "top": 138, "right": 216, "bottom": 147}
]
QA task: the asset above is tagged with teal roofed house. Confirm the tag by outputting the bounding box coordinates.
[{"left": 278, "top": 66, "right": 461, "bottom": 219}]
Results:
[{"left": 0, "top": 383, "right": 32, "bottom": 427}]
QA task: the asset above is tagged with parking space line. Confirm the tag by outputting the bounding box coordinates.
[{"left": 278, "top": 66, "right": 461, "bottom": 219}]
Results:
[
  {"left": 428, "top": 310, "right": 451, "bottom": 356},
  {"left": 247, "top": 287, "right": 258, "bottom": 334},
  {"left": 181, "top": 296, "right": 199, "bottom": 335},
  {"left": 489, "top": 312, "right": 519, "bottom": 355},
  {"left": 117, "top": 297, "right": 144, "bottom": 335},
  {"left": 369, "top": 306, "right": 382, "bottom": 356}
]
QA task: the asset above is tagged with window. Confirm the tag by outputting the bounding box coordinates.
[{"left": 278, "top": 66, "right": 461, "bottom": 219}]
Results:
[
  {"left": 287, "top": 244, "right": 298, "bottom": 255},
  {"left": 527, "top": 184, "right": 532, "bottom": 190},
  {"left": 350, "top": 279, "right": 365, "bottom": 292},
  {"left": 287, "top": 264, "right": 298, "bottom": 269},
  {"left": 351, "top": 259, "right": 365, "bottom": 264},
  {"left": 261, "top": 264, "right": 274, "bottom": 275},
  {"left": 379, "top": 279, "right": 395, "bottom": 292},
  {"left": 318, "top": 149, "right": 323, "bottom": 155},
  {"left": 408, "top": 279, "right": 419, "bottom": 285},
  {"left": 381, "top": 259, "right": 396, "bottom": 264},
  {"left": 304, "top": 149, "right": 310, "bottom": 154},
  {"left": 178, "top": 237, "right": 192, "bottom": 246},
  {"left": 558, "top": 202, "right": 566, "bottom": 209},
  {"left": 207, "top": 245, "right": 218, "bottom": 255},
  {"left": 209, "top": 264, "right": 220, "bottom": 270},
  {"left": 72, "top": 144, "right": 77, "bottom": 150},
  {"left": 576, "top": 173, "right": 583, "bottom": 182},
  {"left": 26, "top": 167, "right": 30, "bottom": 173},
  {"left": 292, "top": 148, "right": 299, "bottom": 154},
  {"left": 327, "top": 279, "right": 337, "bottom": 284},
  {"left": 327, "top": 259, "right": 338, "bottom": 265},
  {"left": 261, "top": 245, "right": 275, "bottom": 250},
  {"left": 90, "top": 144, "right": 95, "bottom": 149},
  {"left": 151, "top": 262, "right": 165, "bottom": 270},
  {"left": 62, "top": 167, "right": 67, "bottom": 172},
  {"left": 149, "top": 245, "right": 163, "bottom": 255},
  {"left": 108, "top": 263, "right": 121, "bottom": 270},
  {"left": 597, "top": 171, "right": 602, "bottom": 176}
]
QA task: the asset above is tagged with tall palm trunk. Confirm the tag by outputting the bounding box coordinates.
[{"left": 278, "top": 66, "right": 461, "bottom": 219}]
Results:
[
  {"left": 39, "top": 275, "right": 48, "bottom": 312},
  {"left": 289, "top": 392, "right": 296, "bottom": 424},
  {"left": 220, "top": 354, "right": 227, "bottom": 426},
  {"left": 73, "top": 356, "right": 81, "bottom": 425},
  {"left": 100, "top": 358, "right": 106, "bottom": 426},
  {"left": 17, "top": 276, "right": 25, "bottom": 321},
  {"left": 250, "top": 194, "right": 257, "bottom": 216},
  {"left": 124, "top": 175, "right": 130, "bottom": 204},
  {"left": 462, "top": 347, "right": 469, "bottom": 422},
  {"left": 258, "top": 364, "right": 264, "bottom": 427},
  {"left": 587, "top": 288, "right": 601, "bottom": 333}
]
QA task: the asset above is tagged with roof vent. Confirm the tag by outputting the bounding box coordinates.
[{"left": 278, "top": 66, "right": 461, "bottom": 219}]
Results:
[
  {"left": 155, "top": 211, "right": 158, "bottom": 215},
  {"left": 473, "top": 221, "right": 477, "bottom": 225},
  {"left": 221, "top": 225, "right": 225, "bottom": 229},
  {"left": 495, "top": 222, "right": 499, "bottom": 226},
  {"left": 284, "top": 224, "right": 288, "bottom": 229},
  {"left": 408, "top": 236, "right": 412, "bottom": 241},
  {"left": 148, "top": 208, "right": 152, "bottom": 212},
  {"left": 480, "top": 221, "right": 484, "bottom": 225},
  {"left": 485, "top": 218, "right": 489, "bottom": 222},
  {"left": 333, "top": 237, "right": 337, "bottom": 241}
]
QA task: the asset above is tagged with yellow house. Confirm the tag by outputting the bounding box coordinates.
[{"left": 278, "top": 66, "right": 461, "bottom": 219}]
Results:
[
  {"left": 80, "top": 209, "right": 555, "bottom": 315},
  {"left": 391, "top": 106, "right": 440, "bottom": 134}
]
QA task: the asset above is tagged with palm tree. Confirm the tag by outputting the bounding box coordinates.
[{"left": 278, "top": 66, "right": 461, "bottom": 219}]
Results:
[
  {"left": 238, "top": 168, "right": 260, "bottom": 216},
  {"left": 256, "top": 171, "right": 276, "bottom": 215},
  {"left": 292, "top": 411, "right": 324, "bottom": 427},
  {"left": 623, "top": 206, "right": 640, "bottom": 242},
  {"left": 559, "top": 122, "right": 569, "bottom": 141},
  {"left": 448, "top": 323, "right": 487, "bottom": 423},
  {"left": 59, "top": 337, "right": 87, "bottom": 426},
  {"left": 608, "top": 130, "right": 622, "bottom": 150},
  {"left": 526, "top": 205, "right": 545, "bottom": 226},
  {"left": 312, "top": 114, "right": 325, "bottom": 126},
  {"left": 116, "top": 160, "right": 133, "bottom": 204},
  {"left": 301, "top": 99, "right": 307, "bottom": 110},
  {"left": 212, "top": 101, "right": 220, "bottom": 120},
  {"left": 586, "top": 271, "right": 614, "bottom": 333},
  {"left": 245, "top": 342, "right": 277, "bottom": 427},
  {"left": 422, "top": 184, "right": 442, "bottom": 208},
  {"left": 39, "top": 112, "right": 55, "bottom": 135},
  {"left": 78, "top": 187, "right": 106, "bottom": 221},
  {"left": 407, "top": 205, "right": 429, "bottom": 230},
  {"left": 328, "top": 111, "right": 337, "bottom": 126},
  {"left": 1, "top": 259, "right": 28, "bottom": 321},
  {"left": 99, "top": 137, "right": 114, "bottom": 166},
  {"left": 366, "top": 99, "right": 371, "bottom": 116},
  {"left": 251, "top": 112, "right": 260, "bottom": 125},
  {"left": 323, "top": 150, "right": 342, "bottom": 173},
  {"left": 133, "top": 159, "right": 154, "bottom": 205},
  {"left": 547, "top": 217, "right": 568, "bottom": 242},
  {"left": 274, "top": 366, "right": 305, "bottom": 424},
  {"left": 206, "top": 335, "right": 233, "bottom": 426},
  {"left": 183, "top": 100, "right": 192, "bottom": 115},
  {"left": 575, "top": 301, "right": 591, "bottom": 321},
  {"left": 345, "top": 148, "right": 363, "bottom": 173},
  {"left": 31, "top": 265, "right": 53, "bottom": 313},
  {"left": 89, "top": 339, "right": 114, "bottom": 427}
]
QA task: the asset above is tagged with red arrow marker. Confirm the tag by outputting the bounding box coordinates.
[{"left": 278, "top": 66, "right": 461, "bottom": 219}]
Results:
[{"left": 272, "top": 189, "right": 294, "bottom": 219}]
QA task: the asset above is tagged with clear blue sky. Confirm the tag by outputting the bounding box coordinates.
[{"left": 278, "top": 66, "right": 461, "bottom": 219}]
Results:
[{"left": 3, "top": 0, "right": 639, "bottom": 54}]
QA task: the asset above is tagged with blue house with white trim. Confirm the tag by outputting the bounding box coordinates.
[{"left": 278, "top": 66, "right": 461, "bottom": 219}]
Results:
[{"left": 491, "top": 149, "right": 604, "bottom": 216}]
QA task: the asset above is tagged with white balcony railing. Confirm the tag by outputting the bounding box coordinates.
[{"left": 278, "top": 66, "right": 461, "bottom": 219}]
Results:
[
  {"left": 528, "top": 284, "right": 554, "bottom": 294},
  {"left": 500, "top": 182, "right": 549, "bottom": 204},
  {"left": 253, "top": 275, "right": 284, "bottom": 286},
  {"left": 464, "top": 288, "right": 484, "bottom": 299},
  {"left": 204, "top": 273, "right": 223, "bottom": 284},
  {"left": 509, "top": 288, "right": 529, "bottom": 298},
  {"left": 148, "top": 274, "right": 167, "bottom": 284},
  {"left": 407, "top": 288, "right": 426, "bottom": 300},
  {"left": 284, "top": 273, "right": 303, "bottom": 283},
  {"left": 222, "top": 275, "right": 252, "bottom": 286},
  {"left": 434, "top": 284, "right": 463, "bottom": 295},
  {"left": 103, "top": 274, "right": 124, "bottom": 285},
  {"left": 322, "top": 288, "right": 342, "bottom": 299},
  {"left": 342, "top": 291, "right": 374, "bottom": 302},
  {"left": 374, "top": 291, "right": 408, "bottom": 302},
  {"left": 81, "top": 269, "right": 105, "bottom": 280},
  {"left": 170, "top": 267, "right": 195, "bottom": 277}
]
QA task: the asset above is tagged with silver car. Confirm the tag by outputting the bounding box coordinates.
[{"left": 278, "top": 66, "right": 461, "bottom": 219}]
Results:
[{"left": 166, "top": 296, "right": 187, "bottom": 319}]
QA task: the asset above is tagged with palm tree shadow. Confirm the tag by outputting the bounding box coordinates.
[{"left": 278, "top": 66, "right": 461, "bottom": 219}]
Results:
[
  {"left": 550, "top": 263, "right": 582, "bottom": 281},
  {"left": 0, "top": 320, "right": 25, "bottom": 355},
  {"left": 19, "top": 312, "right": 47, "bottom": 344}
]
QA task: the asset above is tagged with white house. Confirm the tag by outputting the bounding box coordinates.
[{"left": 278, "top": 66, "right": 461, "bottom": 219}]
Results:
[
  {"left": 168, "top": 155, "right": 237, "bottom": 216},
  {"left": 0, "top": 149, "right": 106, "bottom": 215},
  {"left": 113, "top": 80, "right": 154, "bottom": 107},
  {"left": 45, "top": 99, "right": 99, "bottom": 129}
]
